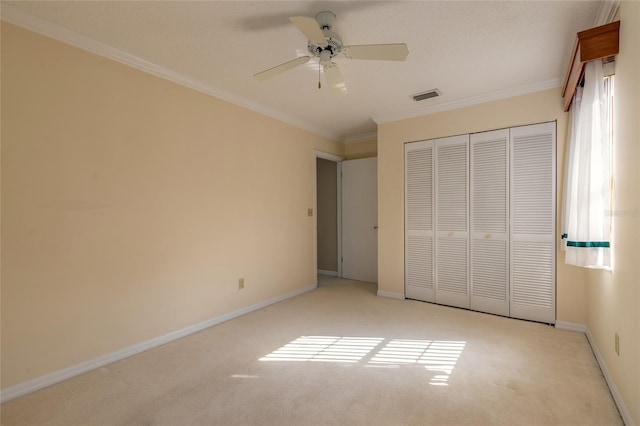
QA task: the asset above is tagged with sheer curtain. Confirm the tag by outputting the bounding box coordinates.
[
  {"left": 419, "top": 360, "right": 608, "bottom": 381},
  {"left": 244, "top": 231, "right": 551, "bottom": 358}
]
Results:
[{"left": 562, "top": 60, "right": 612, "bottom": 269}]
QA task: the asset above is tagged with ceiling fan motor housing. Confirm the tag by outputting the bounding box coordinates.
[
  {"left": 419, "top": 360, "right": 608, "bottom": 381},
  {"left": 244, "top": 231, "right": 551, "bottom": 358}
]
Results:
[
  {"left": 315, "top": 11, "right": 336, "bottom": 30},
  {"left": 308, "top": 11, "right": 343, "bottom": 65}
]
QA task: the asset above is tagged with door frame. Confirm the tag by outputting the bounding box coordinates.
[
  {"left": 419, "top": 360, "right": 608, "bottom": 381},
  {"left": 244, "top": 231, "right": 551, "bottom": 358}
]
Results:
[{"left": 313, "top": 150, "right": 343, "bottom": 285}]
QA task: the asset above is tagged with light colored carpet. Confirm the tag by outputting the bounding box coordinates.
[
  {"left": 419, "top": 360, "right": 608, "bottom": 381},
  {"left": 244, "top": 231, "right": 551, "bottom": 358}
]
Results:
[{"left": 1, "top": 276, "right": 622, "bottom": 425}]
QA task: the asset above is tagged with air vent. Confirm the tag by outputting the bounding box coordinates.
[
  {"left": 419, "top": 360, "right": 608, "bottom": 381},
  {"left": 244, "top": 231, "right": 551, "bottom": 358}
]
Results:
[{"left": 412, "top": 89, "right": 441, "bottom": 102}]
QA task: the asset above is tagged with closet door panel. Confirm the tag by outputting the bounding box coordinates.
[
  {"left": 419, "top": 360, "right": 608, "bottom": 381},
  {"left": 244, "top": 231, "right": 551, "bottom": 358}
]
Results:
[
  {"left": 510, "top": 122, "right": 556, "bottom": 323},
  {"left": 436, "top": 236, "right": 468, "bottom": 295},
  {"left": 512, "top": 239, "right": 554, "bottom": 308},
  {"left": 435, "top": 135, "right": 469, "bottom": 309},
  {"left": 405, "top": 141, "right": 434, "bottom": 301},
  {"left": 470, "top": 129, "right": 509, "bottom": 316}
]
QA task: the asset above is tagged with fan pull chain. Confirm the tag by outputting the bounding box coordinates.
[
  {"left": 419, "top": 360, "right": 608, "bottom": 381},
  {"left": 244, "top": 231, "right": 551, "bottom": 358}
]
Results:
[{"left": 318, "top": 62, "right": 321, "bottom": 89}]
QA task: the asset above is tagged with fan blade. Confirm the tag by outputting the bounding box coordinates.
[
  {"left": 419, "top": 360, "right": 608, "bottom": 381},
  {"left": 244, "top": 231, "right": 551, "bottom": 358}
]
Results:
[
  {"left": 289, "top": 16, "right": 326, "bottom": 46},
  {"left": 323, "top": 63, "right": 348, "bottom": 96},
  {"left": 342, "top": 43, "right": 409, "bottom": 61},
  {"left": 253, "top": 56, "right": 311, "bottom": 81}
]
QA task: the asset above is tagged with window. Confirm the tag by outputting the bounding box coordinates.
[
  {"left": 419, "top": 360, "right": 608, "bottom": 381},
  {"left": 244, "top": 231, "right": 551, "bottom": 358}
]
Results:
[{"left": 561, "top": 61, "right": 613, "bottom": 269}]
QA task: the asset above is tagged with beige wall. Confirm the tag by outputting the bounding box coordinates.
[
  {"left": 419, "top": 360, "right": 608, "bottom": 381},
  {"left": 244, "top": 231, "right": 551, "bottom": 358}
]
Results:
[
  {"left": 586, "top": 2, "right": 640, "bottom": 423},
  {"left": 344, "top": 138, "right": 377, "bottom": 159},
  {"left": 378, "top": 88, "right": 587, "bottom": 324},
  {"left": 316, "top": 158, "right": 338, "bottom": 272},
  {"left": 0, "top": 23, "right": 343, "bottom": 389}
]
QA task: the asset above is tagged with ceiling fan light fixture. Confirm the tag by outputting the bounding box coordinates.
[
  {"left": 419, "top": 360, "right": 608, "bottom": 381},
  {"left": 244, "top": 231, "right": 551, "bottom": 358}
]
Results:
[{"left": 412, "top": 89, "right": 441, "bottom": 102}]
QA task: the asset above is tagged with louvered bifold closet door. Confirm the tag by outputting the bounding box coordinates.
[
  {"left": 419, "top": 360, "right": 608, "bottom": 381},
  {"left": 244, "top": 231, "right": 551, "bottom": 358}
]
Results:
[
  {"left": 510, "top": 122, "right": 556, "bottom": 324},
  {"left": 435, "top": 135, "right": 469, "bottom": 309},
  {"left": 405, "top": 140, "right": 435, "bottom": 301},
  {"left": 470, "top": 129, "right": 509, "bottom": 316}
]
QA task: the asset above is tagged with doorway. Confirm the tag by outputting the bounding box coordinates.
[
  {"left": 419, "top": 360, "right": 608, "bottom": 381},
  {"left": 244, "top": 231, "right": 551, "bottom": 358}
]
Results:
[
  {"left": 314, "top": 152, "right": 342, "bottom": 279},
  {"left": 314, "top": 152, "right": 378, "bottom": 285}
]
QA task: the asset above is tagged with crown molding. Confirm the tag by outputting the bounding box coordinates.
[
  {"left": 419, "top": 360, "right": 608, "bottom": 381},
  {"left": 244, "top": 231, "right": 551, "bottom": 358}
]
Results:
[
  {"left": 343, "top": 132, "right": 377, "bottom": 144},
  {"left": 0, "top": 4, "right": 340, "bottom": 142},
  {"left": 372, "top": 79, "right": 561, "bottom": 125}
]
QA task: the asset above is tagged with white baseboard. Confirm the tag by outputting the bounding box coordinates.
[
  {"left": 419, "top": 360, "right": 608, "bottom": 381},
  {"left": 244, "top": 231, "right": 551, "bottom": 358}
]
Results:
[
  {"left": 585, "top": 328, "right": 635, "bottom": 426},
  {"left": 317, "top": 269, "right": 339, "bottom": 277},
  {"left": 553, "top": 321, "right": 634, "bottom": 425},
  {"left": 555, "top": 321, "right": 587, "bottom": 333},
  {"left": 0, "top": 284, "right": 316, "bottom": 403},
  {"left": 377, "top": 290, "right": 405, "bottom": 300}
]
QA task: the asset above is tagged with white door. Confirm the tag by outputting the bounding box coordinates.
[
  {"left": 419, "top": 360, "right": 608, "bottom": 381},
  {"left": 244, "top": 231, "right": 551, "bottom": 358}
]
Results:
[
  {"left": 510, "top": 122, "right": 556, "bottom": 324},
  {"left": 434, "top": 135, "right": 470, "bottom": 309},
  {"left": 342, "top": 157, "right": 378, "bottom": 283},
  {"left": 470, "top": 129, "right": 510, "bottom": 316},
  {"left": 405, "top": 140, "right": 435, "bottom": 301}
]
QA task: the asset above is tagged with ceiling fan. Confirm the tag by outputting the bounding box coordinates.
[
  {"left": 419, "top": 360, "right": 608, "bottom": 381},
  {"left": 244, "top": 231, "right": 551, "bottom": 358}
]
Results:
[{"left": 253, "top": 11, "right": 409, "bottom": 96}]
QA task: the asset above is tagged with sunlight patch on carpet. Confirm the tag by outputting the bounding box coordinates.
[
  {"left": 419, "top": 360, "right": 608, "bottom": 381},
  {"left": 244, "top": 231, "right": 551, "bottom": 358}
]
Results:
[
  {"left": 259, "top": 336, "right": 384, "bottom": 362},
  {"left": 260, "top": 336, "right": 466, "bottom": 386},
  {"left": 369, "top": 339, "right": 465, "bottom": 385}
]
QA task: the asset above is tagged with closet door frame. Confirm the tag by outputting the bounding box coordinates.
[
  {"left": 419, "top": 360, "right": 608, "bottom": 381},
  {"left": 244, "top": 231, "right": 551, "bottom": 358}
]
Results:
[{"left": 403, "top": 121, "right": 556, "bottom": 325}]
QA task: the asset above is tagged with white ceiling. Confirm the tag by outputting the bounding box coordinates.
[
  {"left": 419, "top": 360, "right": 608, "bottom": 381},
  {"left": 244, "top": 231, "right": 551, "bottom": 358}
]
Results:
[{"left": 2, "top": 1, "right": 601, "bottom": 142}]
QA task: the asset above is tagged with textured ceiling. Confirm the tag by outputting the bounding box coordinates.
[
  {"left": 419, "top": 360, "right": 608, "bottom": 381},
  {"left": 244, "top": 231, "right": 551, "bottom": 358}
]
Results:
[{"left": 2, "top": 1, "right": 601, "bottom": 141}]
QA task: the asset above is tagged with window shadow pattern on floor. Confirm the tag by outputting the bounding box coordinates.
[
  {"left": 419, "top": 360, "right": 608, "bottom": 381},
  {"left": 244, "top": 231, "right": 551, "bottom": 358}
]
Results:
[{"left": 259, "top": 336, "right": 466, "bottom": 386}]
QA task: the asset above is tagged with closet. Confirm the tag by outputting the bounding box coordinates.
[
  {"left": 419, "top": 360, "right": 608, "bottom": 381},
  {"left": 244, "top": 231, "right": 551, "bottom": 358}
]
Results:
[{"left": 405, "top": 122, "right": 556, "bottom": 324}]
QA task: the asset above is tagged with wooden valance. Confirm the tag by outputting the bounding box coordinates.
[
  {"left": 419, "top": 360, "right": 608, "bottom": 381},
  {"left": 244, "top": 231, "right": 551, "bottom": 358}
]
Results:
[{"left": 561, "top": 21, "right": 620, "bottom": 112}]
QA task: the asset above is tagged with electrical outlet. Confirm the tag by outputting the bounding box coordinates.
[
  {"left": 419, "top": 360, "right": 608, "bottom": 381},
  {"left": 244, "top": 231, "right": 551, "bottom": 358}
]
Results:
[
  {"left": 615, "top": 332, "right": 620, "bottom": 355},
  {"left": 307, "top": 208, "right": 313, "bottom": 217},
  {"left": 238, "top": 278, "right": 245, "bottom": 290}
]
